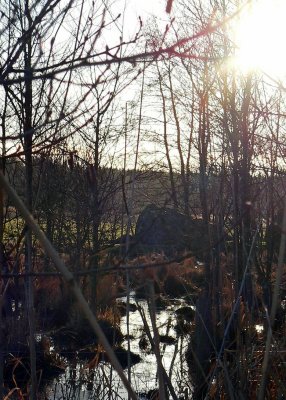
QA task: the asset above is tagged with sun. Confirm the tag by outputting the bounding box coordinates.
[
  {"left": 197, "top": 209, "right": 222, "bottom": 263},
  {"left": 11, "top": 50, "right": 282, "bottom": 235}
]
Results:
[{"left": 233, "top": 0, "right": 286, "bottom": 78}]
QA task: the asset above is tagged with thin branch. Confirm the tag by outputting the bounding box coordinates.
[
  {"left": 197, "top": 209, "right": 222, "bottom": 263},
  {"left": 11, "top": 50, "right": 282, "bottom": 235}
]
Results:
[{"left": 0, "top": 170, "right": 138, "bottom": 400}]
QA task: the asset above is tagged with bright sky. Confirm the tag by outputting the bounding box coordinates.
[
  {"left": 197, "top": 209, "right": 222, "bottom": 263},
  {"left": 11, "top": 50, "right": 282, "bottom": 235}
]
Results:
[
  {"left": 233, "top": 0, "right": 286, "bottom": 79},
  {"left": 122, "top": 0, "right": 286, "bottom": 82},
  {"left": 127, "top": 0, "right": 166, "bottom": 17},
  {"left": 120, "top": 0, "right": 169, "bottom": 38}
]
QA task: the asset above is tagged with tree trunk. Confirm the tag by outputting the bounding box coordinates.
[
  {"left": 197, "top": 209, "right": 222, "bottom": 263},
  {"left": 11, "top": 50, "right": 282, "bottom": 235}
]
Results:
[
  {"left": 0, "top": 159, "right": 4, "bottom": 400},
  {"left": 23, "top": 1, "right": 37, "bottom": 396},
  {"left": 157, "top": 62, "right": 178, "bottom": 210},
  {"left": 89, "top": 163, "right": 100, "bottom": 312},
  {"left": 168, "top": 65, "right": 190, "bottom": 216}
]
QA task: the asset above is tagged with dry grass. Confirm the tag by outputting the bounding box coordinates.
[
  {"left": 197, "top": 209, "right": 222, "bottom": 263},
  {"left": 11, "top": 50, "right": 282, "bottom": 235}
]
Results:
[{"left": 96, "top": 274, "right": 124, "bottom": 308}]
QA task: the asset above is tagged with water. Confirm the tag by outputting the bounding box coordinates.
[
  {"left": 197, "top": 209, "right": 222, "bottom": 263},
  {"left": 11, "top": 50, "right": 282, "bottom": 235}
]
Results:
[{"left": 43, "top": 294, "right": 192, "bottom": 399}]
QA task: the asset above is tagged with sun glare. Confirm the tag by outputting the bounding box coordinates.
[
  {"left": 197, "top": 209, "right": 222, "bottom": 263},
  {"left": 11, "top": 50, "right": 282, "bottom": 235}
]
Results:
[{"left": 233, "top": 0, "right": 286, "bottom": 78}]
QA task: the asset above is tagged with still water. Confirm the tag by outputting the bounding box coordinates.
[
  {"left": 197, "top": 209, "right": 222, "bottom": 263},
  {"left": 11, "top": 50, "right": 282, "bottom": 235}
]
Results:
[{"left": 43, "top": 294, "right": 192, "bottom": 400}]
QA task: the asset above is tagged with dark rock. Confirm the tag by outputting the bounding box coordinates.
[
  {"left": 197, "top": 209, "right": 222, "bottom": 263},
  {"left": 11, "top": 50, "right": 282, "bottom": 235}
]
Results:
[
  {"left": 110, "top": 204, "right": 220, "bottom": 258},
  {"left": 124, "top": 334, "right": 135, "bottom": 340},
  {"left": 154, "top": 295, "right": 170, "bottom": 309},
  {"left": 164, "top": 275, "right": 192, "bottom": 297},
  {"left": 101, "top": 347, "right": 141, "bottom": 369},
  {"left": 135, "top": 205, "right": 189, "bottom": 255},
  {"left": 175, "top": 306, "right": 195, "bottom": 322},
  {"left": 135, "top": 204, "right": 211, "bottom": 256},
  {"left": 139, "top": 335, "right": 150, "bottom": 351},
  {"left": 78, "top": 346, "right": 141, "bottom": 369},
  {"left": 4, "top": 337, "right": 65, "bottom": 385},
  {"left": 116, "top": 301, "right": 138, "bottom": 316},
  {"left": 174, "top": 320, "right": 192, "bottom": 336},
  {"left": 52, "top": 318, "right": 124, "bottom": 352},
  {"left": 159, "top": 334, "right": 176, "bottom": 345}
]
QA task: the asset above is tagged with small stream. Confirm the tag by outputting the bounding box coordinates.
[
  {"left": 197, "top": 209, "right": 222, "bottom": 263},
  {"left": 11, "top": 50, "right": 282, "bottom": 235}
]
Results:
[{"left": 43, "top": 294, "right": 193, "bottom": 400}]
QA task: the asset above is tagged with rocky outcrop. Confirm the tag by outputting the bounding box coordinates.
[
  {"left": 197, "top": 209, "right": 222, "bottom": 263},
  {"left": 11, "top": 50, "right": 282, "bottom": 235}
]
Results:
[{"left": 135, "top": 204, "right": 210, "bottom": 256}]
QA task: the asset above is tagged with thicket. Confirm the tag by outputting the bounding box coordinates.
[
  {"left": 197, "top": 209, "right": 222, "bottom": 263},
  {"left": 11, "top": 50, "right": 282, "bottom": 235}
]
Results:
[{"left": 1, "top": 0, "right": 286, "bottom": 399}]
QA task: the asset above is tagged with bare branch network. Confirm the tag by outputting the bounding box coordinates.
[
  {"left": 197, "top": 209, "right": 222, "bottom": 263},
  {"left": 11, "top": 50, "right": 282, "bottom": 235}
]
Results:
[{"left": 0, "top": 1, "right": 247, "bottom": 86}]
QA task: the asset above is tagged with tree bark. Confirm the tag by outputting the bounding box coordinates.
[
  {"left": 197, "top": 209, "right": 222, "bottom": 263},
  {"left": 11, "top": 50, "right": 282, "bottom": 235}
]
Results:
[
  {"left": 157, "top": 62, "right": 178, "bottom": 210},
  {"left": 23, "top": 1, "right": 37, "bottom": 397}
]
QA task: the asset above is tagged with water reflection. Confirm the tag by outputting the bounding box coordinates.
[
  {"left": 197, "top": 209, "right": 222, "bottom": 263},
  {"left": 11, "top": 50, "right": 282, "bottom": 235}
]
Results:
[{"left": 43, "top": 294, "right": 192, "bottom": 399}]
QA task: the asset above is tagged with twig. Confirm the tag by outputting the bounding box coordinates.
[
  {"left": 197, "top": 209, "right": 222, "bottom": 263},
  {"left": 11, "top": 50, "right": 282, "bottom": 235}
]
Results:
[
  {"left": 204, "top": 223, "right": 260, "bottom": 400},
  {"left": 258, "top": 197, "right": 286, "bottom": 399},
  {"left": 0, "top": 170, "right": 138, "bottom": 400},
  {"left": 147, "top": 281, "right": 166, "bottom": 400},
  {"left": 137, "top": 301, "right": 179, "bottom": 400}
]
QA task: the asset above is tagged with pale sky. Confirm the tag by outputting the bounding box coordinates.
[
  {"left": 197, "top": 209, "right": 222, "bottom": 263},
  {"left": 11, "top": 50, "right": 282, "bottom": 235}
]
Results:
[{"left": 119, "top": 0, "right": 170, "bottom": 38}]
